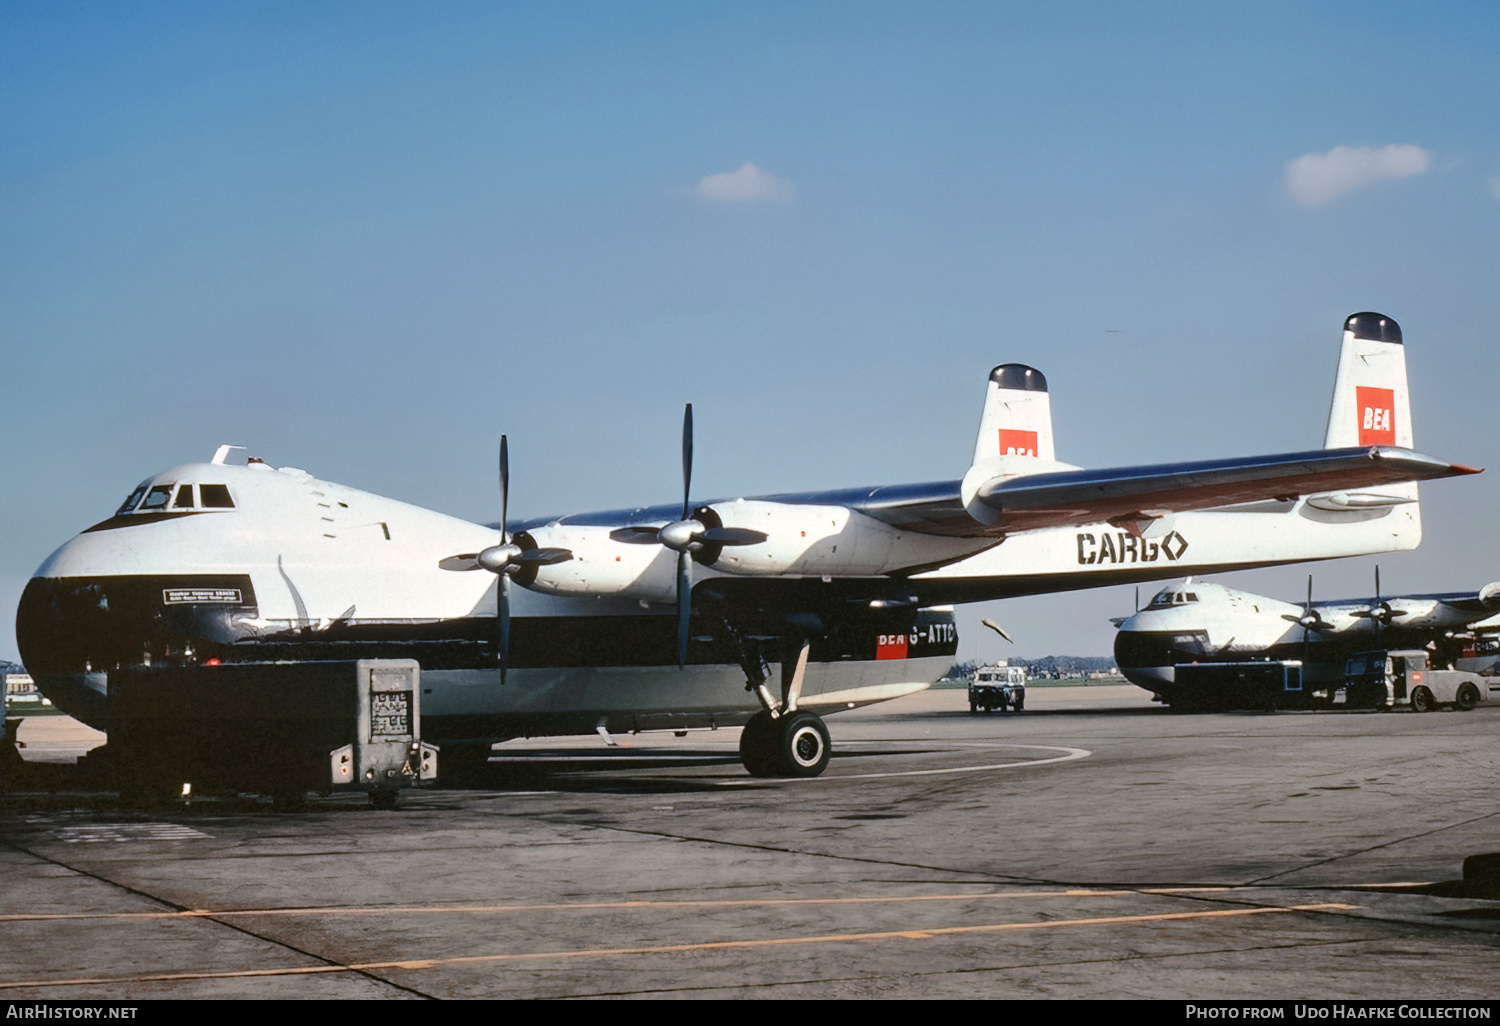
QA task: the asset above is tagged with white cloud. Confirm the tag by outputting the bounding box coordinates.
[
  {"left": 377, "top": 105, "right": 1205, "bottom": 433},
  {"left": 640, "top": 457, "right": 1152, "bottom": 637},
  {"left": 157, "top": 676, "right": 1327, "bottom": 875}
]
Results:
[
  {"left": 696, "top": 162, "right": 794, "bottom": 203},
  {"left": 1284, "top": 144, "right": 1431, "bottom": 207}
]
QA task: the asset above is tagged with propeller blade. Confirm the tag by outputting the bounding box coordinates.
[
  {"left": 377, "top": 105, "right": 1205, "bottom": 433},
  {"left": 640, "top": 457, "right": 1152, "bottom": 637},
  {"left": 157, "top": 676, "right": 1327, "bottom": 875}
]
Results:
[
  {"left": 516, "top": 547, "right": 573, "bottom": 566},
  {"left": 699, "top": 527, "right": 768, "bottom": 545},
  {"left": 609, "top": 526, "right": 667, "bottom": 544},
  {"left": 439, "top": 554, "right": 482, "bottom": 571},
  {"left": 677, "top": 549, "right": 692, "bottom": 669},
  {"left": 499, "top": 573, "right": 511, "bottom": 684},
  {"left": 681, "top": 403, "right": 694, "bottom": 521},
  {"left": 500, "top": 435, "right": 510, "bottom": 546},
  {"left": 1303, "top": 576, "right": 1312, "bottom": 664}
]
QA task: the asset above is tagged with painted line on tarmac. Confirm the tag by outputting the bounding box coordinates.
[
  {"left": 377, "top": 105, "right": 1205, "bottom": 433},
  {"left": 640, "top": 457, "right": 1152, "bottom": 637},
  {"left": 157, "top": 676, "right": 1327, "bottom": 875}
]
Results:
[
  {"left": 0, "top": 887, "right": 1239, "bottom": 923},
  {"left": 0, "top": 902, "right": 1356, "bottom": 990},
  {"left": 794, "top": 743, "right": 1091, "bottom": 781}
]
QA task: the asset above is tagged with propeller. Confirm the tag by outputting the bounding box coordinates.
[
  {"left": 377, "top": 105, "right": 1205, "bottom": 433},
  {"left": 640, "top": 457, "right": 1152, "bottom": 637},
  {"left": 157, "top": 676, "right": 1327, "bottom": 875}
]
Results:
[
  {"left": 1350, "top": 565, "right": 1410, "bottom": 648},
  {"left": 609, "top": 404, "right": 767, "bottom": 668},
  {"left": 1281, "top": 574, "right": 1333, "bottom": 651},
  {"left": 438, "top": 436, "right": 572, "bottom": 683},
  {"left": 1277, "top": 575, "right": 1328, "bottom": 666}
]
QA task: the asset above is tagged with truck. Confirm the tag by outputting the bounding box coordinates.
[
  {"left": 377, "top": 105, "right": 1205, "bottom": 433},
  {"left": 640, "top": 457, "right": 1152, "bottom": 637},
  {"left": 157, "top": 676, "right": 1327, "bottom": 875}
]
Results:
[
  {"left": 1342, "top": 649, "right": 1488, "bottom": 712},
  {"left": 1170, "top": 660, "right": 1307, "bottom": 711},
  {"left": 969, "top": 664, "right": 1026, "bottom": 714}
]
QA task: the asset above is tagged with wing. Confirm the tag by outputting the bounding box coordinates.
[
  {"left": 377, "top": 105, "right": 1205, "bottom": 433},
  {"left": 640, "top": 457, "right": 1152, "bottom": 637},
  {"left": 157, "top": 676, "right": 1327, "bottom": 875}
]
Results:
[{"left": 787, "top": 446, "right": 1478, "bottom": 538}]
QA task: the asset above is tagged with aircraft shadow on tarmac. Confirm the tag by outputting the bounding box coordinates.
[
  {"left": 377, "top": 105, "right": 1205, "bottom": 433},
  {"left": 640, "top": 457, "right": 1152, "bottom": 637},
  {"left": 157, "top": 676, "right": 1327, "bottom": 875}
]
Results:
[{"left": 452, "top": 742, "right": 958, "bottom": 794}]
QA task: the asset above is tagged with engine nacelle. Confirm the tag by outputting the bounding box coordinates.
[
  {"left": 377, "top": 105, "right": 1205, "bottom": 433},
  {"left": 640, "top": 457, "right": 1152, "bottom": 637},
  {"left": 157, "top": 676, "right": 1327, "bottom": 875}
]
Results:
[
  {"left": 515, "top": 500, "right": 988, "bottom": 599},
  {"left": 698, "top": 500, "right": 903, "bottom": 577},
  {"left": 518, "top": 523, "right": 679, "bottom": 602}
]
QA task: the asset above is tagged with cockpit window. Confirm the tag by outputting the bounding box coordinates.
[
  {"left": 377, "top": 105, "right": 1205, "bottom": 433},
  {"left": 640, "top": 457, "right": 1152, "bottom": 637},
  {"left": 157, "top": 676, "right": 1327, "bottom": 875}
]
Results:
[
  {"left": 1147, "top": 590, "right": 1199, "bottom": 609},
  {"left": 116, "top": 483, "right": 150, "bottom": 516},
  {"left": 200, "top": 484, "right": 234, "bottom": 508},
  {"left": 173, "top": 484, "right": 195, "bottom": 508},
  {"left": 140, "top": 484, "right": 173, "bottom": 511}
]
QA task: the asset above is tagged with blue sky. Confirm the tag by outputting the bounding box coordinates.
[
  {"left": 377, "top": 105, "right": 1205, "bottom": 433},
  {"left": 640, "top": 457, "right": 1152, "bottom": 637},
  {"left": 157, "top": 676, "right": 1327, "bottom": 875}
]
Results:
[{"left": 4, "top": 1, "right": 1498, "bottom": 663}]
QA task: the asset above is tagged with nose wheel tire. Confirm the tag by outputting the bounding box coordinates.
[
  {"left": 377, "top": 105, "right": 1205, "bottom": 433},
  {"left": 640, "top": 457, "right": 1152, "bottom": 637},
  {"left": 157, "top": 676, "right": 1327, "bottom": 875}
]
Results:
[{"left": 738, "top": 710, "right": 832, "bottom": 778}]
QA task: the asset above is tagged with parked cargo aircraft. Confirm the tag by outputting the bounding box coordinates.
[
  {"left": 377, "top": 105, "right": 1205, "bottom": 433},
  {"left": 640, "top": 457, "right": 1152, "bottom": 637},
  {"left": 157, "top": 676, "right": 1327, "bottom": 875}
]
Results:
[
  {"left": 1113, "top": 574, "right": 1500, "bottom": 704},
  {"left": 16, "top": 313, "right": 1478, "bottom": 776}
]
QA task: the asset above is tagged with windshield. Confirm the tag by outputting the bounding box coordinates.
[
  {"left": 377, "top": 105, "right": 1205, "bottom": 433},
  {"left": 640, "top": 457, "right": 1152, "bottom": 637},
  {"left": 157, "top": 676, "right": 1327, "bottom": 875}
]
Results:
[{"left": 116, "top": 482, "right": 150, "bottom": 515}]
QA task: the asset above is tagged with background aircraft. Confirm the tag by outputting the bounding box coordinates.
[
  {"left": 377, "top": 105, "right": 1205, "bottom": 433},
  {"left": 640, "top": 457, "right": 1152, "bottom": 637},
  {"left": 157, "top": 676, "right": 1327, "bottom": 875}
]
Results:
[
  {"left": 16, "top": 313, "right": 1477, "bottom": 777},
  {"left": 1114, "top": 572, "right": 1500, "bottom": 705}
]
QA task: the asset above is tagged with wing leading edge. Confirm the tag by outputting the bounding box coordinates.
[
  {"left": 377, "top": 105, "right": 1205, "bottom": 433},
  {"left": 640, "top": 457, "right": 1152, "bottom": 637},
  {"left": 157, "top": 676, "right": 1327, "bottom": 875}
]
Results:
[{"left": 818, "top": 446, "right": 1478, "bottom": 538}]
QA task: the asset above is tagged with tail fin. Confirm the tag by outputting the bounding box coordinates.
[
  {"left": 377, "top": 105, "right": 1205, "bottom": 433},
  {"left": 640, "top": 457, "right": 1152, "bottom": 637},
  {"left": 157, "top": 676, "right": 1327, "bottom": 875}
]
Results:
[
  {"left": 971, "top": 364, "right": 1055, "bottom": 463},
  {"left": 1309, "top": 312, "right": 1419, "bottom": 518},
  {"left": 1324, "top": 312, "right": 1411, "bottom": 449},
  {"left": 962, "top": 364, "right": 1075, "bottom": 525}
]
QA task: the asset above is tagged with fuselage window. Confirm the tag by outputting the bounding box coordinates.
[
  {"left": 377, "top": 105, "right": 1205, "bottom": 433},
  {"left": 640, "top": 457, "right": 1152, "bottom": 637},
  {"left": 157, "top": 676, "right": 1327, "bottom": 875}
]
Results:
[
  {"left": 140, "top": 484, "right": 174, "bottom": 511},
  {"left": 200, "top": 484, "right": 235, "bottom": 508},
  {"left": 116, "top": 483, "right": 149, "bottom": 516},
  {"left": 173, "top": 484, "right": 195, "bottom": 508}
]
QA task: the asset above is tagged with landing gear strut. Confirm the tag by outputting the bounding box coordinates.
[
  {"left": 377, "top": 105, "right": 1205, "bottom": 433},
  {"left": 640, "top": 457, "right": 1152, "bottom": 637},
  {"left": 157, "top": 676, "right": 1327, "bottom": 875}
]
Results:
[{"left": 734, "top": 634, "right": 832, "bottom": 778}]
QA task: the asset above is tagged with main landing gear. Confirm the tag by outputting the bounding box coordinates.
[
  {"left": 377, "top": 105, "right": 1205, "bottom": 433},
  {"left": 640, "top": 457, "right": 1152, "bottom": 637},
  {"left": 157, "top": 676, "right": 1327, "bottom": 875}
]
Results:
[
  {"left": 733, "top": 634, "right": 833, "bottom": 778},
  {"left": 740, "top": 709, "right": 831, "bottom": 778}
]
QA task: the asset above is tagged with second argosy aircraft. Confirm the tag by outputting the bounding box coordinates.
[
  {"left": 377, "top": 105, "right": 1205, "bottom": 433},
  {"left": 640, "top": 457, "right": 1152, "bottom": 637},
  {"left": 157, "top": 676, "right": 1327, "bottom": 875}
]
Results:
[
  {"left": 16, "top": 312, "right": 1479, "bottom": 776},
  {"left": 1113, "top": 574, "right": 1500, "bottom": 706}
]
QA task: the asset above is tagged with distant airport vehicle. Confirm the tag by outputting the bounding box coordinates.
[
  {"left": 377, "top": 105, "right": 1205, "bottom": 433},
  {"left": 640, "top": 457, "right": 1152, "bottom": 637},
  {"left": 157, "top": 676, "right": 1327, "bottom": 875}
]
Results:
[
  {"left": 969, "top": 664, "right": 1026, "bottom": 714},
  {"left": 1343, "top": 649, "right": 1492, "bottom": 712},
  {"left": 16, "top": 312, "right": 1478, "bottom": 778},
  {"left": 1114, "top": 574, "right": 1500, "bottom": 708}
]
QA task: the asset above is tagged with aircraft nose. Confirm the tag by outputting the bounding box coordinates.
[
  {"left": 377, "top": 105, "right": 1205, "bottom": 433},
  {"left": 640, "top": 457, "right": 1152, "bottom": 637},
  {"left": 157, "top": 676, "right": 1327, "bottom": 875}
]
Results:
[
  {"left": 32, "top": 526, "right": 145, "bottom": 579},
  {"left": 1113, "top": 629, "right": 1179, "bottom": 686}
]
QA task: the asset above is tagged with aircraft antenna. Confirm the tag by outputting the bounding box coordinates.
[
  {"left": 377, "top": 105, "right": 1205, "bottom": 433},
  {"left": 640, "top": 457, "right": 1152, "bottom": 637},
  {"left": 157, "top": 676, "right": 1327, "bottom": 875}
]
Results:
[{"left": 980, "top": 618, "right": 1013, "bottom": 644}]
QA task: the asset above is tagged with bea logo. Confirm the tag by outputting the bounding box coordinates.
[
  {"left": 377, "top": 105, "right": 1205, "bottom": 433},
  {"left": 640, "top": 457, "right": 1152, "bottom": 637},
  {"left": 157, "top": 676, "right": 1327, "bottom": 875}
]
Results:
[
  {"left": 998, "top": 429, "right": 1038, "bottom": 458},
  {"left": 876, "top": 633, "right": 910, "bottom": 660},
  {"left": 1356, "top": 386, "right": 1395, "bottom": 446}
]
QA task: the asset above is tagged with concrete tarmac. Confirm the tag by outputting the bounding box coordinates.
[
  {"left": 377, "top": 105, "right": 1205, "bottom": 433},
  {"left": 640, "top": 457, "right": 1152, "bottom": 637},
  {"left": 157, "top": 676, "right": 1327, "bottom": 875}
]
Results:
[{"left": 2, "top": 685, "right": 1498, "bottom": 1000}]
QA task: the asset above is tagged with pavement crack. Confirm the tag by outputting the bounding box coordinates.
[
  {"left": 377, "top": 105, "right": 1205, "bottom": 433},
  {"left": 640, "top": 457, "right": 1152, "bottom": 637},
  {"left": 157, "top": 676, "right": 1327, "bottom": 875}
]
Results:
[
  {"left": 1244, "top": 810, "right": 1500, "bottom": 886},
  {"left": 0, "top": 838, "right": 436, "bottom": 999}
]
